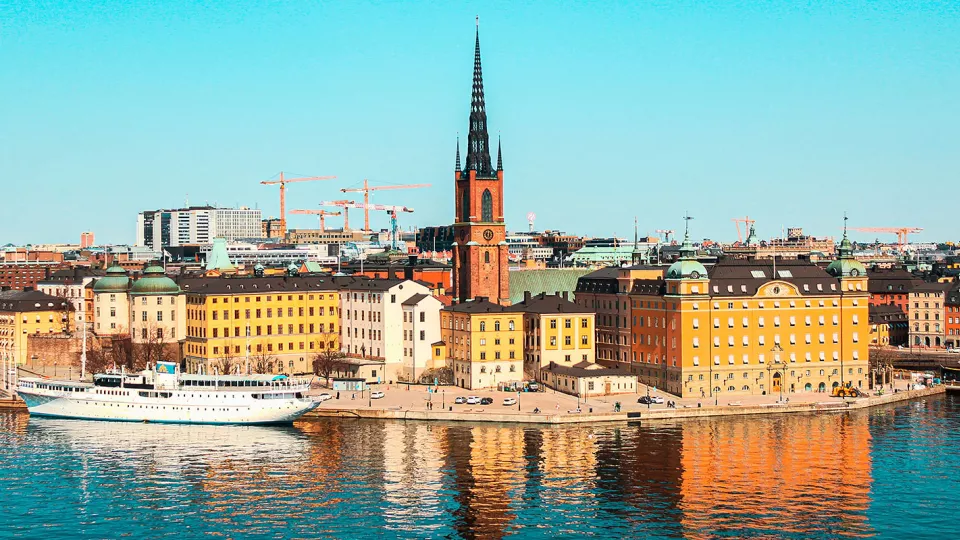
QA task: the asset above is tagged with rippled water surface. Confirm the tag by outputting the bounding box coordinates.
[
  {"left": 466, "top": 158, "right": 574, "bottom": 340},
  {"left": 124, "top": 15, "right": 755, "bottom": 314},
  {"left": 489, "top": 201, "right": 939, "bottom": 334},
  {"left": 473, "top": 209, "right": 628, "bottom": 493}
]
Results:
[{"left": 1, "top": 395, "right": 958, "bottom": 539}]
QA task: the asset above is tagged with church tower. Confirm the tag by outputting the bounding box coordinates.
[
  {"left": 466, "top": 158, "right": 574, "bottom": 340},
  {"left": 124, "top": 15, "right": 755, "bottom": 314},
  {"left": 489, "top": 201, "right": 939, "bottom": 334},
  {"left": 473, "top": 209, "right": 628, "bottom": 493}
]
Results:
[{"left": 452, "top": 23, "right": 509, "bottom": 305}]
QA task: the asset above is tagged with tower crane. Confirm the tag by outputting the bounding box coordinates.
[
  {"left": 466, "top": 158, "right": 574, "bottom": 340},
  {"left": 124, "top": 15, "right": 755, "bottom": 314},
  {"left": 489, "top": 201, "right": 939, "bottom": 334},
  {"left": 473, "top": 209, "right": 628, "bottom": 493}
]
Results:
[
  {"left": 655, "top": 229, "right": 675, "bottom": 243},
  {"left": 288, "top": 209, "right": 342, "bottom": 232},
  {"left": 850, "top": 226, "right": 923, "bottom": 251},
  {"left": 732, "top": 216, "right": 755, "bottom": 243},
  {"left": 260, "top": 172, "right": 337, "bottom": 237},
  {"left": 319, "top": 201, "right": 414, "bottom": 250},
  {"left": 340, "top": 179, "right": 431, "bottom": 231},
  {"left": 317, "top": 200, "right": 356, "bottom": 231}
]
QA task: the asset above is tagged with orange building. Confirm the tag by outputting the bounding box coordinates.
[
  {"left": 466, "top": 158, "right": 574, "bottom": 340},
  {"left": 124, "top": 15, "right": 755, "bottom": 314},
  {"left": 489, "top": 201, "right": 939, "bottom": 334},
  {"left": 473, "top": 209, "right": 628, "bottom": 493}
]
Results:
[{"left": 619, "top": 229, "right": 870, "bottom": 398}]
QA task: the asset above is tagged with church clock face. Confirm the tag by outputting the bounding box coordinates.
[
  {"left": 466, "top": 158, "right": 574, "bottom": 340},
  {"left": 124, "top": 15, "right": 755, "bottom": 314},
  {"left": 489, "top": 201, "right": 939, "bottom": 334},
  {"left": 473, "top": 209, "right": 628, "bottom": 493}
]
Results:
[{"left": 483, "top": 229, "right": 494, "bottom": 241}]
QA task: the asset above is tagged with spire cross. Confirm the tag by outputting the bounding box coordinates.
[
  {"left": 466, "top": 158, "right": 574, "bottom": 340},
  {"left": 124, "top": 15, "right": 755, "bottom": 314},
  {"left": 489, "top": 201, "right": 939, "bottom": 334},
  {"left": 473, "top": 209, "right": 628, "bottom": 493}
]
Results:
[
  {"left": 843, "top": 212, "right": 849, "bottom": 238},
  {"left": 683, "top": 212, "right": 693, "bottom": 242},
  {"left": 634, "top": 216, "right": 639, "bottom": 248}
]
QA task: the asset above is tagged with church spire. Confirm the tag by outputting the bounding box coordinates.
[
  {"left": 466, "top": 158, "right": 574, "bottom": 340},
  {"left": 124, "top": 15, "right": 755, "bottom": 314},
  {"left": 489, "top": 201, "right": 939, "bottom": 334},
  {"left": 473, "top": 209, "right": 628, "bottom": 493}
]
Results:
[
  {"left": 455, "top": 136, "right": 461, "bottom": 172},
  {"left": 465, "top": 18, "right": 493, "bottom": 176},
  {"left": 496, "top": 135, "right": 502, "bottom": 171}
]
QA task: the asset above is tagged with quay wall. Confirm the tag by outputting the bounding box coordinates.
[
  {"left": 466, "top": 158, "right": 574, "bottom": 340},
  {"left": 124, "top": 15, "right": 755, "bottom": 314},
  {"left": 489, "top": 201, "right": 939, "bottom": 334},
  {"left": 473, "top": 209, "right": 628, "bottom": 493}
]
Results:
[{"left": 305, "top": 385, "right": 946, "bottom": 425}]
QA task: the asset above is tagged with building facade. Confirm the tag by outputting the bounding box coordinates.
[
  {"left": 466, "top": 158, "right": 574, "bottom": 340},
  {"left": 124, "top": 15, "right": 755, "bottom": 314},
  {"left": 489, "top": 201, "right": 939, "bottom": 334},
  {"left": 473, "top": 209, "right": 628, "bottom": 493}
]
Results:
[
  {"left": 137, "top": 206, "right": 263, "bottom": 249},
  {"left": 909, "top": 282, "right": 949, "bottom": 348},
  {"left": 439, "top": 298, "right": 523, "bottom": 390},
  {"left": 338, "top": 278, "right": 439, "bottom": 383},
  {"left": 0, "top": 290, "right": 73, "bottom": 369},
  {"left": 92, "top": 266, "right": 133, "bottom": 336},
  {"left": 451, "top": 28, "right": 510, "bottom": 305},
  {"left": 512, "top": 292, "right": 595, "bottom": 379},
  {"left": 181, "top": 275, "right": 340, "bottom": 375},
  {"left": 618, "top": 229, "right": 870, "bottom": 398}
]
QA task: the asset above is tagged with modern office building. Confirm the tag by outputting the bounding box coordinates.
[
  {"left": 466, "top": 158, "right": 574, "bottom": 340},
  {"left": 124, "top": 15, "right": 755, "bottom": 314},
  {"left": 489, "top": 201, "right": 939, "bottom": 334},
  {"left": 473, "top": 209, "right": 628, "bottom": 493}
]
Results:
[{"left": 136, "top": 206, "right": 262, "bottom": 249}]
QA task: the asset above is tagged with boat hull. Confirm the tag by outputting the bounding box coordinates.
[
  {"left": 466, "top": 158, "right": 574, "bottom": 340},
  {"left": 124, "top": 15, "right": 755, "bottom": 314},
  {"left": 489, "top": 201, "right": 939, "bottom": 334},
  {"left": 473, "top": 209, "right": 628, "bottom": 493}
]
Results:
[{"left": 18, "top": 390, "right": 320, "bottom": 425}]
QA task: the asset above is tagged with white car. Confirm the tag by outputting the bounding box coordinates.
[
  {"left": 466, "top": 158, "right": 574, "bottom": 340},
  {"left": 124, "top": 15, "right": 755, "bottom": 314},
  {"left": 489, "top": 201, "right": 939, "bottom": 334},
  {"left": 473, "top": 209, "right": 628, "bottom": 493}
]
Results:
[
  {"left": 317, "top": 393, "right": 332, "bottom": 402},
  {"left": 466, "top": 396, "right": 481, "bottom": 404},
  {"left": 370, "top": 391, "right": 385, "bottom": 399},
  {"left": 948, "top": 349, "right": 960, "bottom": 354},
  {"left": 651, "top": 396, "right": 665, "bottom": 404},
  {"left": 503, "top": 398, "right": 517, "bottom": 406}
]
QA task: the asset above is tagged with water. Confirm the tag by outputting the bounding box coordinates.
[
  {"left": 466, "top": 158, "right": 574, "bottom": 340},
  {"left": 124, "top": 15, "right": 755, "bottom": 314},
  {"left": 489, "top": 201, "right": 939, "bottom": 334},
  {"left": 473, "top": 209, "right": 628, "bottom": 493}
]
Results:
[{"left": 1, "top": 395, "right": 957, "bottom": 539}]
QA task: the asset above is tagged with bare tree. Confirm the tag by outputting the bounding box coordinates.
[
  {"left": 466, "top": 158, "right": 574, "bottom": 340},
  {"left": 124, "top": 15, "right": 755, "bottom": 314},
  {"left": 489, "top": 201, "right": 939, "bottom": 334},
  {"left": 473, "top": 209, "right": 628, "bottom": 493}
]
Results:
[
  {"left": 869, "top": 344, "right": 897, "bottom": 388},
  {"left": 215, "top": 345, "right": 237, "bottom": 375},
  {"left": 311, "top": 334, "right": 345, "bottom": 387},
  {"left": 251, "top": 341, "right": 275, "bottom": 374}
]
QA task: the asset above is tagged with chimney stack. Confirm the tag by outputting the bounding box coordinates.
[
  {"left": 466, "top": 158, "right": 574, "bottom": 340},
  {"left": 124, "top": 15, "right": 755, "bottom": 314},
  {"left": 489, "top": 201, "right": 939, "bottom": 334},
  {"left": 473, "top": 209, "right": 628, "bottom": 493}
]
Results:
[{"left": 523, "top": 291, "right": 531, "bottom": 303}]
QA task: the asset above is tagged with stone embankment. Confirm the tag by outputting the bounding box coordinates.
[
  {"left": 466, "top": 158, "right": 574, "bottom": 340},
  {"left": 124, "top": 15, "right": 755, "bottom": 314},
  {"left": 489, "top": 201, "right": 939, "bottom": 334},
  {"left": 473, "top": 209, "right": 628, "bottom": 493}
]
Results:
[{"left": 305, "top": 385, "right": 946, "bottom": 425}]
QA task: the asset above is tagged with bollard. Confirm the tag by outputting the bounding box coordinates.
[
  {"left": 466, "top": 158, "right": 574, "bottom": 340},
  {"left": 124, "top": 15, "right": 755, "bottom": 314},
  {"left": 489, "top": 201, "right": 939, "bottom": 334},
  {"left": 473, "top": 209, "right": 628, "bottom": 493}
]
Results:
[{"left": 589, "top": 407, "right": 593, "bottom": 413}]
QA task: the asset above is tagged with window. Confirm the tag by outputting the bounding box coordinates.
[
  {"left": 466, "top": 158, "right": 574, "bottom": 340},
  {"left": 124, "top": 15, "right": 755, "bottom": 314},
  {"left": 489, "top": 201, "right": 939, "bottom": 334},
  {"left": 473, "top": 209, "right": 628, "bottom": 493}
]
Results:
[
  {"left": 550, "top": 319, "right": 557, "bottom": 329},
  {"left": 509, "top": 320, "right": 515, "bottom": 331},
  {"left": 480, "top": 321, "right": 486, "bottom": 332},
  {"left": 481, "top": 189, "right": 493, "bottom": 221}
]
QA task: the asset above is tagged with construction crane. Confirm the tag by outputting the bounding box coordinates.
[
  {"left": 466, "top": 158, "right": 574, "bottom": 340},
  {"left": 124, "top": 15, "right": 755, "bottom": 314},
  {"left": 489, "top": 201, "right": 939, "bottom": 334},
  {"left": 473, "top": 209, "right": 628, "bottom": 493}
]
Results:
[
  {"left": 850, "top": 226, "right": 923, "bottom": 251},
  {"left": 655, "top": 229, "right": 675, "bottom": 243},
  {"left": 260, "top": 172, "right": 337, "bottom": 237},
  {"left": 732, "top": 216, "right": 756, "bottom": 243},
  {"left": 289, "top": 209, "right": 342, "bottom": 232},
  {"left": 319, "top": 201, "right": 414, "bottom": 249},
  {"left": 317, "top": 200, "right": 356, "bottom": 231},
  {"left": 340, "top": 179, "right": 431, "bottom": 231}
]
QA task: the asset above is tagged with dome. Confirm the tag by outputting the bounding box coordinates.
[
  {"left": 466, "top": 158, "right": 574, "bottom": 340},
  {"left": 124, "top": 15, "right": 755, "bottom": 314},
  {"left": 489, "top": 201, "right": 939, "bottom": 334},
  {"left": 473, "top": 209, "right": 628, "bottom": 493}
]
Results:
[
  {"left": 666, "top": 258, "right": 708, "bottom": 280},
  {"left": 130, "top": 266, "right": 180, "bottom": 295},
  {"left": 93, "top": 265, "right": 130, "bottom": 293},
  {"left": 826, "top": 235, "right": 866, "bottom": 278}
]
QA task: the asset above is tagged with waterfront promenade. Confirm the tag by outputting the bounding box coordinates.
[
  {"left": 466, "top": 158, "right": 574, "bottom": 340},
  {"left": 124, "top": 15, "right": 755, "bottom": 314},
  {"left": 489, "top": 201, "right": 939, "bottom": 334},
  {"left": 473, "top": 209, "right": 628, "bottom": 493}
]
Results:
[{"left": 304, "top": 379, "right": 945, "bottom": 424}]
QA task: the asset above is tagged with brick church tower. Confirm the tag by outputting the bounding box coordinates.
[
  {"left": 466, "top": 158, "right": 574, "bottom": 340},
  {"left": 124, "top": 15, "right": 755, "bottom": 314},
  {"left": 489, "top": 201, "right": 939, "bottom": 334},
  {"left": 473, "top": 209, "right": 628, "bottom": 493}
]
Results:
[{"left": 452, "top": 24, "right": 509, "bottom": 305}]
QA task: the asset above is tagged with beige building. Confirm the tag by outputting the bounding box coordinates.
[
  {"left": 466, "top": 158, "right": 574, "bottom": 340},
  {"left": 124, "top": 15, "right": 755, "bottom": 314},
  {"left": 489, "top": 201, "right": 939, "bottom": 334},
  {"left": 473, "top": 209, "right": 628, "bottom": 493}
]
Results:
[
  {"left": 92, "top": 266, "right": 132, "bottom": 336},
  {"left": 540, "top": 362, "right": 637, "bottom": 398},
  {"left": 128, "top": 266, "right": 185, "bottom": 345},
  {"left": 909, "top": 282, "right": 950, "bottom": 348}
]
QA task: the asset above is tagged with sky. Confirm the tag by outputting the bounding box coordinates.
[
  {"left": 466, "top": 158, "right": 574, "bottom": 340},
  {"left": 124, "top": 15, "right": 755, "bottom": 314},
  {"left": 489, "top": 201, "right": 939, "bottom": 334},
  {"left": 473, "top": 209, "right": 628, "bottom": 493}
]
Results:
[{"left": 1, "top": 0, "right": 958, "bottom": 246}]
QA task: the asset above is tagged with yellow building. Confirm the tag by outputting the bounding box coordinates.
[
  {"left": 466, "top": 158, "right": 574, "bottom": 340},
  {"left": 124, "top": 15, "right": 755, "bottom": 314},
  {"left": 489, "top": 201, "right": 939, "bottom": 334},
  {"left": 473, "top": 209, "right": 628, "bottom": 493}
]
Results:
[
  {"left": 0, "top": 289, "right": 73, "bottom": 368},
  {"left": 181, "top": 276, "right": 340, "bottom": 375},
  {"left": 628, "top": 230, "right": 870, "bottom": 398},
  {"left": 513, "top": 291, "right": 595, "bottom": 378},
  {"left": 439, "top": 297, "right": 523, "bottom": 389}
]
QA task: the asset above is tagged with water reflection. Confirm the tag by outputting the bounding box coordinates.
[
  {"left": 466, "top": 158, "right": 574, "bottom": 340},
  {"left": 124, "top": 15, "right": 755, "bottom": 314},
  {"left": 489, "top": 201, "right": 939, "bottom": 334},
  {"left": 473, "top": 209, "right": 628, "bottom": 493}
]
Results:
[{"left": 0, "top": 407, "right": 891, "bottom": 539}]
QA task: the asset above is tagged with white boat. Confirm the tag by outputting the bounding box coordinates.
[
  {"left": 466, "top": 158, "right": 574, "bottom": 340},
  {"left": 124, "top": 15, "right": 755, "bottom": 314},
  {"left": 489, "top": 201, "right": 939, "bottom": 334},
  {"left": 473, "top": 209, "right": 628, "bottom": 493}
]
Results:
[{"left": 15, "top": 361, "right": 320, "bottom": 425}]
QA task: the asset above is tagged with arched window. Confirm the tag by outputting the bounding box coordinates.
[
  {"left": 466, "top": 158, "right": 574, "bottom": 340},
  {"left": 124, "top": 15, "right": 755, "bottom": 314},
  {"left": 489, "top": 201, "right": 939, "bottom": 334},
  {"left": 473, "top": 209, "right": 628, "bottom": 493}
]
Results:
[
  {"left": 461, "top": 189, "right": 470, "bottom": 221},
  {"left": 481, "top": 189, "right": 493, "bottom": 222},
  {"left": 495, "top": 365, "right": 501, "bottom": 373},
  {"left": 508, "top": 321, "right": 515, "bottom": 331},
  {"left": 480, "top": 321, "right": 486, "bottom": 332},
  {"left": 484, "top": 252, "right": 490, "bottom": 264},
  {"left": 495, "top": 321, "right": 501, "bottom": 331}
]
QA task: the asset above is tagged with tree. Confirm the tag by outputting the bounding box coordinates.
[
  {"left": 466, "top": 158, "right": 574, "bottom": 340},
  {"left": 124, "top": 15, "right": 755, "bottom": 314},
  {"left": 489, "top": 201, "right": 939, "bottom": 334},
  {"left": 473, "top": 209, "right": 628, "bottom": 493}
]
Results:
[
  {"left": 311, "top": 335, "right": 346, "bottom": 387},
  {"left": 214, "top": 345, "right": 237, "bottom": 375},
  {"left": 869, "top": 344, "right": 897, "bottom": 388},
  {"left": 251, "top": 341, "right": 275, "bottom": 374}
]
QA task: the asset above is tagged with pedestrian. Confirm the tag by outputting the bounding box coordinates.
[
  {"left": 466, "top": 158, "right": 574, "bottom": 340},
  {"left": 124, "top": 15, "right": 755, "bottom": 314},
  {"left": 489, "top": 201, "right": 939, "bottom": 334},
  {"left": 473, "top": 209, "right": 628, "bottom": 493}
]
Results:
[
  {"left": 352, "top": 393, "right": 356, "bottom": 400},
  {"left": 336, "top": 391, "right": 340, "bottom": 400}
]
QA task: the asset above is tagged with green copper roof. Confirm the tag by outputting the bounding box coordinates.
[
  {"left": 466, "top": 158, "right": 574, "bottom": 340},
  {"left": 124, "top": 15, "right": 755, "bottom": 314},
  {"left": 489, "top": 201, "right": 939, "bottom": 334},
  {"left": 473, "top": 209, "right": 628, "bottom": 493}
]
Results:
[
  {"left": 130, "top": 266, "right": 180, "bottom": 295},
  {"left": 508, "top": 269, "right": 592, "bottom": 305},
  {"left": 93, "top": 265, "right": 130, "bottom": 293},
  {"left": 666, "top": 220, "right": 708, "bottom": 280},
  {"left": 205, "top": 238, "right": 234, "bottom": 272}
]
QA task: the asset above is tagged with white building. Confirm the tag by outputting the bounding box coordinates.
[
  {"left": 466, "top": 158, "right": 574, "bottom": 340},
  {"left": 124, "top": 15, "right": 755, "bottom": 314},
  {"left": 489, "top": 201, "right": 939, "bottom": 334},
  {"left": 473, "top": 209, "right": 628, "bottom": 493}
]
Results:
[
  {"left": 136, "top": 207, "right": 262, "bottom": 249},
  {"left": 338, "top": 278, "right": 441, "bottom": 383},
  {"left": 199, "top": 242, "right": 338, "bottom": 266}
]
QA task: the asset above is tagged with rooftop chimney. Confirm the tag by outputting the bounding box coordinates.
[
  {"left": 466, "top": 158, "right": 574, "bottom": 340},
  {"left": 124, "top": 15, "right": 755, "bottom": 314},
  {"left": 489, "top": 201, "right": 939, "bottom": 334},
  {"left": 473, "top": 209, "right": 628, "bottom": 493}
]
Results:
[{"left": 524, "top": 291, "right": 532, "bottom": 303}]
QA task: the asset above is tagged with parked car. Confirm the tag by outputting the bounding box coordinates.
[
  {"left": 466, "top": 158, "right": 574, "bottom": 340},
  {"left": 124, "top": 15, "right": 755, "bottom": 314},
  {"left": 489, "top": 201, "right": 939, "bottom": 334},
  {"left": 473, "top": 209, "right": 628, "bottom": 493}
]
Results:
[
  {"left": 466, "top": 396, "right": 481, "bottom": 404},
  {"left": 527, "top": 382, "right": 540, "bottom": 391},
  {"left": 637, "top": 396, "right": 653, "bottom": 404},
  {"left": 480, "top": 397, "right": 494, "bottom": 405},
  {"left": 317, "top": 393, "right": 332, "bottom": 402},
  {"left": 503, "top": 398, "right": 517, "bottom": 406},
  {"left": 949, "top": 348, "right": 960, "bottom": 354},
  {"left": 370, "top": 391, "right": 385, "bottom": 399},
  {"left": 650, "top": 396, "right": 665, "bottom": 404},
  {"left": 455, "top": 396, "right": 467, "bottom": 404}
]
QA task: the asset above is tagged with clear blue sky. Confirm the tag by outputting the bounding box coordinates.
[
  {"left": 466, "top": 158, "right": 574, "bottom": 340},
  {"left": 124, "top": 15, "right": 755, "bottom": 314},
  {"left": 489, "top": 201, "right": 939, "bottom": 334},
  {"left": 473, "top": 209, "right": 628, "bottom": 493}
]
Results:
[{"left": 2, "top": 1, "right": 958, "bottom": 246}]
